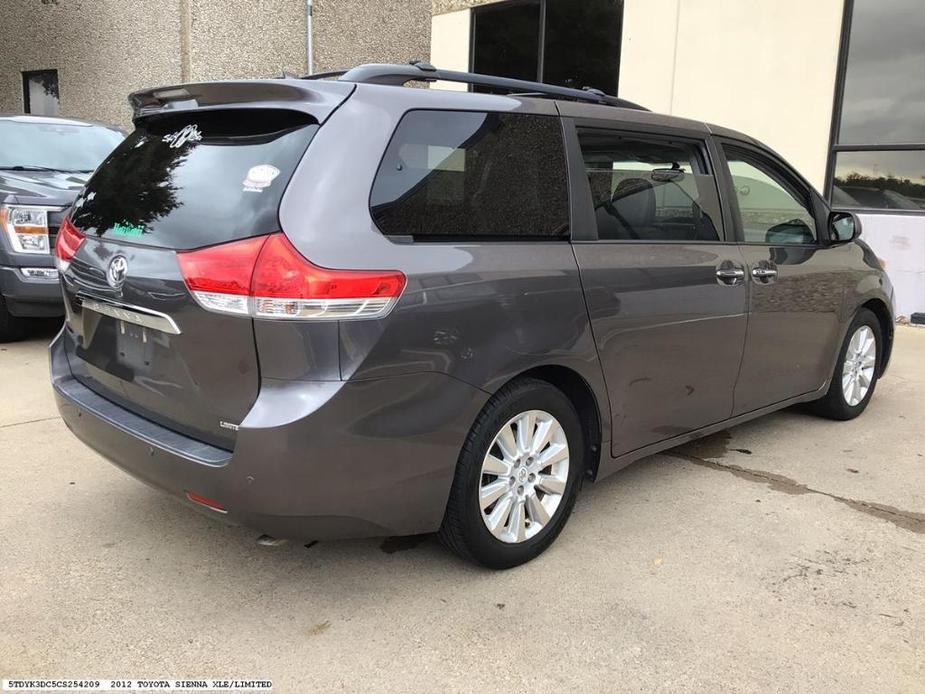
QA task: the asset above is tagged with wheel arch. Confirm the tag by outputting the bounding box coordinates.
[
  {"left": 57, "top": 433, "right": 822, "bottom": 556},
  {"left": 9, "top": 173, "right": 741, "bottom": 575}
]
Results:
[
  {"left": 499, "top": 365, "right": 604, "bottom": 481},
  {"left": 860, "top": 298, "right": 894, "bottom": 375}
]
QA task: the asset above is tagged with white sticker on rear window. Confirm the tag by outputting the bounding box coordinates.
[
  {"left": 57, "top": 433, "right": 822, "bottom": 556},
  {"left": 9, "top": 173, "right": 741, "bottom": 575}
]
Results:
[
  {"left": 162, "top": 124, "right": 202, "bottom": 149},
  {"left": 243, "top": 164, "right": 281, "bottom": 193}
]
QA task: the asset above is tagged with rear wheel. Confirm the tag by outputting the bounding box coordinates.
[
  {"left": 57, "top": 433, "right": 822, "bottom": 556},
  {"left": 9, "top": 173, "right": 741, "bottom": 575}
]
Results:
[
  {"left": 810, "top": 308, "right": 882, "bottom": 420},
  {"left": 0, "top": 297, "right": 26, "bottom": 343},
  {"left": 438, "top": 378, "right": 584, "bottom": 569}
]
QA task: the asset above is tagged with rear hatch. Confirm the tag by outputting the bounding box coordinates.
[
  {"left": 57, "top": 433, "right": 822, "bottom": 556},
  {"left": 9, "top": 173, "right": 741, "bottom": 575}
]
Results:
[{"left": 58, "top": 82, "right": 352, "bottom": 448}]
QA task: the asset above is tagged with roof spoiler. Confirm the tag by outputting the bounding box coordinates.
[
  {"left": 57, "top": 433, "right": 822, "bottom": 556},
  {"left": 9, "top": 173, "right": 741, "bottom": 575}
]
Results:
[{"left": 128, "top": 79, "right": 355, "bottom": 123}]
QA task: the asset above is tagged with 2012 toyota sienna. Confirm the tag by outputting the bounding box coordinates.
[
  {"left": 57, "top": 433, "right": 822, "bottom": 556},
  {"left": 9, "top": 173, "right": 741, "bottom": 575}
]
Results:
[{"left": 50, "top": 63, "right": 894, "bottom": 568}]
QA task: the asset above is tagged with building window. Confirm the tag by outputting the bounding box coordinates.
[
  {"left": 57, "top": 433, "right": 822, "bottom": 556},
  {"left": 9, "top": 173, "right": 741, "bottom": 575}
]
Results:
[
  {"left": 471, "top": 0, "right": 623, "bottom": 95},
  {"left": 829, "top": 0, "right": 925, "bottom": 211},
  {"left": 22, "top": 70, "right": 59, "bottom": 116}
]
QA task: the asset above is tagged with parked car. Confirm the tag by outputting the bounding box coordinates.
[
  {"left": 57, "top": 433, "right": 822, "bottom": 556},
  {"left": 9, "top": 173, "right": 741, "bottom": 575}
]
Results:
[
  {"left": 0, "top": 114, "right": 123, "bottom": 340},
  {"left": 49, "top": 64, "right": 894, "bottom": 568}
]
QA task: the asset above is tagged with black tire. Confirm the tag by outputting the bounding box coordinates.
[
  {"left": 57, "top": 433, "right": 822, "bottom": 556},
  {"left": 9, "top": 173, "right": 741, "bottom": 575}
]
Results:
[
  {"left": 0, "top": 297, "right": 26, "bottom": 343},
  {"left": 809, "top": 308, "right": 882, "bottom": 420},
  {"left": 438, "top": 378, "right": 584, "bottom": 569}
]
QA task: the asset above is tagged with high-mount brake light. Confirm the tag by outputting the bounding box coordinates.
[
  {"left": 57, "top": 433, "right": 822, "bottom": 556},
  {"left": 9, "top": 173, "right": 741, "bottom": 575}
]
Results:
[
  {"left": 53, "top": 217, "right": 85, "bottom": 273},
  {"left": 177, "top": 233, "right": 406, "bottom": 320}
]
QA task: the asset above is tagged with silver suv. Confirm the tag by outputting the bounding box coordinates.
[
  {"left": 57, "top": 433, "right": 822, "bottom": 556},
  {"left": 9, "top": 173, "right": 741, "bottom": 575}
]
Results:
[{"left": 50, "top": 63, "right": 894, "bottom": 568}]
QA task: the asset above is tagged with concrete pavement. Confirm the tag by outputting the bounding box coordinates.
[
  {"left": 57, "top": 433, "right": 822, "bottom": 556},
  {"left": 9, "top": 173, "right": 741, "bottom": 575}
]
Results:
[{"left": 1, "top": 325, "right": 923, "bottom": 692}]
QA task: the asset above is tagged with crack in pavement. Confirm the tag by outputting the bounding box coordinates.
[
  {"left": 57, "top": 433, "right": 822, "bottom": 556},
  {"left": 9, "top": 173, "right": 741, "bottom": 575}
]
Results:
[
  {"left": 668, "top": 451, "right": 925, "bottom": 535},
  {"left": 0, "top": 415, "right": 61, "bottom": 430}
]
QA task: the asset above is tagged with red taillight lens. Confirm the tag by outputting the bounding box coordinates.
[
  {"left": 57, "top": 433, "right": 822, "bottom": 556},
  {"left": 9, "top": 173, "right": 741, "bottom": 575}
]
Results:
[
  {"left": 177, "top": 232, "right": 406, "bottom": 320},
  {"left": 252, "top": 233, "right": 405, "bottom": 300},
  {"left": 54, "top": 217, "right": 85, "bottom": 272},
  {"left": 176, "top": 235, "right": 268, "bottom": 319}
]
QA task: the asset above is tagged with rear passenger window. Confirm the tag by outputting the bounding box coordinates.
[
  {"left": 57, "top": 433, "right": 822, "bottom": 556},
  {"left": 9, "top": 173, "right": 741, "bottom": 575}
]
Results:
[
  {"left": 370, "top": 110, "right": 570, "bottom": 240},
  {"left": 578, "top": 129, "right": 722, "bottom": 242}
]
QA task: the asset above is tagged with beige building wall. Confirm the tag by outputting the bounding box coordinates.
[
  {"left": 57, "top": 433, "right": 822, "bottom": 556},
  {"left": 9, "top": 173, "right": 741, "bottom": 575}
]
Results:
[
  {"left": 186, "top": 0, "right": 309, "bottom": 82},
  {"left": 0, "top": 0, "right": 182, "bottom": 128},
  {"left": 313, "top": 0, "right": 431, "bottom": 72},
  {"left": 430, "top": 9, "right": 471, "bottom": 90},
  {"left": 0, "top": 0, "right": 431, "bottom": 129},
  {"left": 620, "top": 0, "right": 844, "bottom": 190}
]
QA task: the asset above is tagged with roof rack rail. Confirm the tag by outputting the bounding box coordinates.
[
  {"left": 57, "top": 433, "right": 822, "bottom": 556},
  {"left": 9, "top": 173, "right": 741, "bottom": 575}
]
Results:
[{"left": 305, "top": 61, "right": 647, "bottom": 111}]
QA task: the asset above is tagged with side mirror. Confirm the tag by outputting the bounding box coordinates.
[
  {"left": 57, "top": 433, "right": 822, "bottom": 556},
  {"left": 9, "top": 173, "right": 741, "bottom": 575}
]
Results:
[{"left": 829, "top": 210, "right": 862, "bottom": 243}]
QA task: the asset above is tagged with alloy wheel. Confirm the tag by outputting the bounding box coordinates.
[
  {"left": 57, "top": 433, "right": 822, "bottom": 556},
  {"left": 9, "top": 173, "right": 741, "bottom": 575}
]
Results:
[
  {"left": 842, "top": 325, "right": 877, "bottom": 407},
  {"left": 478, "top": 409, "right": 570, "bottom": 543}
]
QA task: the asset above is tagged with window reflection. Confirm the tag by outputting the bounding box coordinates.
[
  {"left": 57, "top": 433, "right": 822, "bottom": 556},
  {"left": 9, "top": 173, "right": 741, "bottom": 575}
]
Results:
[
  {"left": 833, "top": 151, "right": 925, "bottom": 210},
  {"left": 830, "top": 0, "right": 925, "bottom": 210},
  {"left": 838, "top": 0, "right": 925, "bottom": 145}
]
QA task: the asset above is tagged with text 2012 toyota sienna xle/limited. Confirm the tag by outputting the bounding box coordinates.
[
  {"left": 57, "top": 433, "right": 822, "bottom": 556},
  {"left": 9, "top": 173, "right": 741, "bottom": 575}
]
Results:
[{"left": 50, "top": 63, "right": 894, "bottom": 568}]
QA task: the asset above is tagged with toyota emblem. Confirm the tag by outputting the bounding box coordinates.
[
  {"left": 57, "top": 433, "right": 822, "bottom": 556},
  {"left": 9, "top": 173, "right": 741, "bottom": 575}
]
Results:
[{"left": 107, "top": 255, "right": 128, "bottom": 289}]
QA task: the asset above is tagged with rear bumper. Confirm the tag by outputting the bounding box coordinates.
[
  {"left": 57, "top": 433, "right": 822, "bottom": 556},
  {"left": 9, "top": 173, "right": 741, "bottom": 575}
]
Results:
[
  {"left": 51, "top": 330, "right": 488, "bottom": 540},
  {"left": 1, "top": 266, "right": 63, "bottom": 317}
]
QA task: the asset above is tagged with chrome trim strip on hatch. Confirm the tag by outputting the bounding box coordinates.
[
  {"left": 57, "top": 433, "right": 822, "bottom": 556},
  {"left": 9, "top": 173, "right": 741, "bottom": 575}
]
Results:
[{"left": 80, "top": 296, "right": 182, "bottom": 335}]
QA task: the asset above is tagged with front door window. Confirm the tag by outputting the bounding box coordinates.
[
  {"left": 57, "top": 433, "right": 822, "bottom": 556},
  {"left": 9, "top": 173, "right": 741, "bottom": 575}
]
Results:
[{"left": 724, "top": 149, "right": 817, "bottom": 245}]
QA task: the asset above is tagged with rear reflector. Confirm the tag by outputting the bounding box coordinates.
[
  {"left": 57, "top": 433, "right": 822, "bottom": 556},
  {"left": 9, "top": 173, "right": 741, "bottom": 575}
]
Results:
[
  {"left": 177, "top": 233, "right": 406, "bottom": 320},
  {"left": 185, "top": 490, "right": 227, "bottom": 513},
  {"left": 54, "top": 217, "right": 85, "bottom": 273}
]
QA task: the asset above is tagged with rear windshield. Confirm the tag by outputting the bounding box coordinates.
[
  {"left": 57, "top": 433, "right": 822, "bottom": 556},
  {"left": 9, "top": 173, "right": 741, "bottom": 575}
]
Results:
[
  {"left": 0, "top": 119, "right": 123, "bottom": 172},
  {"left": 70, "top": 110, "right": 318, "bottom": 250},
  {"left": 370, "top": 110, "right": 570, "bottom": 241}
]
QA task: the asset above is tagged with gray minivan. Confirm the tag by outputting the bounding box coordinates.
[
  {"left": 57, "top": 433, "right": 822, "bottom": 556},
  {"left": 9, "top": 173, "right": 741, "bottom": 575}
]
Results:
[{"left": 50, "top": 64, "right": 894, "bottom": 568}]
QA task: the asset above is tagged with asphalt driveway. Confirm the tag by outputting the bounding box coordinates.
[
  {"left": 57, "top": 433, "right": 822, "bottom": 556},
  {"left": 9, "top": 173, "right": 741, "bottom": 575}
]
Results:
[{"left": 2, "top": 325, "right": 923, "bottom": 692}]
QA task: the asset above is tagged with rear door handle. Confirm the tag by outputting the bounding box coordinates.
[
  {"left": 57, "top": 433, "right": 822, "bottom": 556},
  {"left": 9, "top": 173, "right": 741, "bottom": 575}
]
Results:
[{"left": 751, "top": 267, "right": 778, "bottom": 280}]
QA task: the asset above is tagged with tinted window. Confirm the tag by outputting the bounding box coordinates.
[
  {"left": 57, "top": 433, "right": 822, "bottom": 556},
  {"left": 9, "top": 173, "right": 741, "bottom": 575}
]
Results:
[
  {"left": 70, "top": 110, "right": 317, "bottom": 250},
  {"left": 544, "top": 0, "right": 622, "bottom": 94},
  {"left": 833, "top": 151, "right": 925, "bottom": 210},
  {"left": 838, "top": 0, "right": 925, "bottom": 145},
  {"left": 578, "top": 130, "right": 721, "bottom": 242},
  {"left": 0, "top": 119, "right": 122, "bottom": 172},
  {"left": 370, "top": 111, "right": 570, "bottom": 240},
  {"left": 471, "top": 0, "right": 622, "bottom": 94},
  {"left": 828, "top": 0, "right": 925, "bottom": 210},
  {"left": 724, "top": 149, "right": 817, "bottom": 245},
  {"left": 472, "top": 2, "right": 540, "bottom": 83}
]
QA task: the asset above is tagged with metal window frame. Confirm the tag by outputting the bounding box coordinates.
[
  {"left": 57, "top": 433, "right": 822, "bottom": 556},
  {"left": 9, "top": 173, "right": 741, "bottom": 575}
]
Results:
[{"left": 824, "top": 0, "right": 925, "bottom": 214}]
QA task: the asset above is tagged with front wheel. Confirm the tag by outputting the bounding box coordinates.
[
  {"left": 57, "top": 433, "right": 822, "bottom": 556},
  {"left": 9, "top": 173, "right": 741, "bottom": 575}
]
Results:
[
  {"left": 438, "top": 378, "right": 584, "bottom": 569},
  {"left": 810, "top": 308, "right": 882, "bottom": 420}
]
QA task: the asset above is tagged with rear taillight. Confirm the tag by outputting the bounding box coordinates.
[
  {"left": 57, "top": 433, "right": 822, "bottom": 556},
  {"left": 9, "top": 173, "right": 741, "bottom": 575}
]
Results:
[
  {"left": 177, "top": 233, "right": 406, "bottom": 320},
  {"left": 54, "top": 217, "right": 85, "bottom": 273}
]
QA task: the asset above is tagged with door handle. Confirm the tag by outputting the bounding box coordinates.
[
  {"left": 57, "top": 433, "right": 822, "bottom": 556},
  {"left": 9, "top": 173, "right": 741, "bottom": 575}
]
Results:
[
  {"left": 715, "top": 267, "right": 745, "bottom": 283},
  {"left": 751, "top": 267, "right": 778, "bottom": 280}
]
